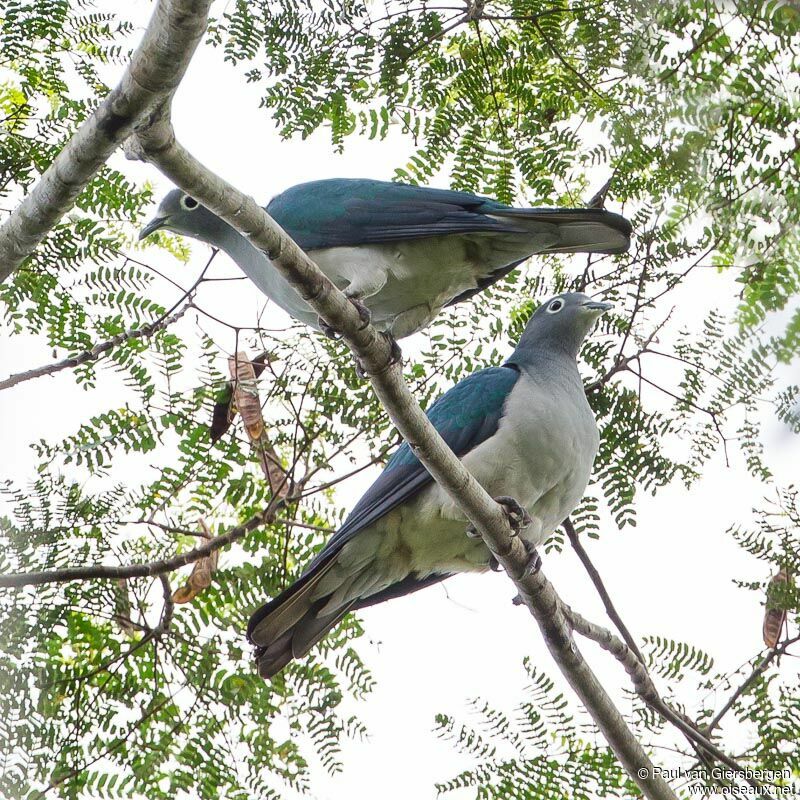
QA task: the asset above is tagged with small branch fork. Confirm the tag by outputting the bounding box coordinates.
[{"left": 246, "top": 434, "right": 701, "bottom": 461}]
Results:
[
  {"left": 0, "top": 505, "right": 280, "bottom": 589},
  {"left": 563, "top": 518, "right": 778, "bottom": 791},
  {"left": 0, "top": 301, "right": 192, "bottom": 391}
]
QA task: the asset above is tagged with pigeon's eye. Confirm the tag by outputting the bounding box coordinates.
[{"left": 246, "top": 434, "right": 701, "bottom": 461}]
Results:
[
  {"left": 180, "top": 195, "right": 199, "bottom": 211},
  {"left": 547, "top": 299, "right": 564, "bottom": 314}
]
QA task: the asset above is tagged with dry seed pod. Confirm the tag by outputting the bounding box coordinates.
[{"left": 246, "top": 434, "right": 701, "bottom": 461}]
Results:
[
  {"left": 229, "top": 351, "right": 265, "bottom": 440},
  {"left": 172, "top": 519, "right": 219, "bottom": 604},
  {"left": 763, "top": 568, "right": 792, "bottom": 648}
]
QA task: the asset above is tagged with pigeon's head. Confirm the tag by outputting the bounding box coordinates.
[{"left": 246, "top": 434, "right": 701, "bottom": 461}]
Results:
[
  {"left": 139, "top": 189, "right": 233, "bottom": 244},
  {"left": 515, "top": 292, "right": 612, "bottom": 361}
]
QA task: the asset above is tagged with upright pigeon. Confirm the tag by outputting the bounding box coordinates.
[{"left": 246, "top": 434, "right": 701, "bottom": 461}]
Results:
[
  {"left": 140, "top": 179, "right": 630, "bottom": 339},
  {"left": 248, "top": 292, "right": 610, "bottom": 678}
]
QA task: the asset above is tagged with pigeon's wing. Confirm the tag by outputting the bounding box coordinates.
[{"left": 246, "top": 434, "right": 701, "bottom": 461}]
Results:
[
  {"left": 314, "top": 364, "right": 520, "bottom": 559},
  {"left": 247, "top": 365, "right": 520, "bottom": 651},
  {"left": 268, "top": 178, "right": 631, "bottom": 256},
  {"left": 266, "top": 178, "right": 527, "bottom": 250}
]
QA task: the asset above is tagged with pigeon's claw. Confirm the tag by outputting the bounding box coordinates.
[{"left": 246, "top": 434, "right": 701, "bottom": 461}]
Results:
[
  {"left": 318, "top": 316, "right": 340, "bottom": 340},
  {"left": 354, "top": 332, "right": 402, "bottom": 379},
  {"left": 465, "top": 496, "right": 531, "bottom": 541},
  {"left": 382, "top": 332, "right": 403, "bottom": 367},
  {"left": 345, "top": 294, "right": 372, "bottom": 331},
  {"left": 494, "top": 496, "right": 532, "bottom": 535},
  {"left": 318, "top": 295, "right": 370, "bottom": 340},
  {"left": 521, "top": 539, "right": 542, "bottom": 576}
]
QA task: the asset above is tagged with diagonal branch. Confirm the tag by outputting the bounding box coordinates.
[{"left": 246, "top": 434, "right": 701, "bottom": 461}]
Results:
[
  {"left": 705, "top": 634, "right": 800, "bottom": 736},
  {"left": 0, "top": 505, "right": 279, "bottom": 589},
  {"left": 563, "top": 518, "right": 645, "bottom": 664},
  {"left": 124, "top": 115, "right": 678, "bottom": 800},
  {"left": 0, "top": 0, "right": 212, "bottom": 282},
  {"left": 0, "top": 301, "right": 192, "bottom": 391},
  {"left": 565, "top": 606, "right": 765, "bottom": 788}
]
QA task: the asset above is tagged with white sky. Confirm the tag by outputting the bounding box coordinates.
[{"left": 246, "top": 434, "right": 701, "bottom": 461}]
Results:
[{"left": 2, "top": 2, "right": 799, "bottom": 798}]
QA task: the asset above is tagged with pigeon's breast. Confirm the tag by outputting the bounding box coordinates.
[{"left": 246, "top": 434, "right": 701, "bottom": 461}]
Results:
[
  {"left": 309, "top": 231, "right": 554, "bottom": 337},
  {"left": 444, "top": 369, "right": 599, "bottom": 546}
]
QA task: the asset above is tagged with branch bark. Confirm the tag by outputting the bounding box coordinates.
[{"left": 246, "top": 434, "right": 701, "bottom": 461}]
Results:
[
  {"left": 124, "top": 118, "right": 678, "bottom": 800},
  {"left": 0, "top": 506, "right": 278, "bottom": 589},
  {"left": 0, "top": 301, "right": 192, "bottom": 391},
  {"left": 0, "top": 0, "right": 212, "bottom": 282}
]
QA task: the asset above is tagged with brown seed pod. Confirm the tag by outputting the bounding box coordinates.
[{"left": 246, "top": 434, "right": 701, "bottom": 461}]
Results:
[{"left": 763, "top": 568, "right": 792, "bottom": 648}]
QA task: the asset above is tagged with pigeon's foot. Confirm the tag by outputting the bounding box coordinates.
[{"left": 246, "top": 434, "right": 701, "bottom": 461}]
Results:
[
  {"left": 345, "top": 294, "right": 372, "bottom": 331},
  {"left": 521, "top": 539, "right": 542, "bottom": 576},
  {"left": 511, "top": 543, "right": 542, "bottom": 606},
  {"left": 318, "top": 316, "right": 340, "bottom": 340},
  {"left": 489, "top": 549, "right": 539, "bottom": 576},
  {"left": 318, "top": 296, "right": 370, "bottom": 340},
  {"left": 494, "top": 496, "right": 532, "bottom": 535},
  {"left": 354, "top": 332, "right": 403, "bottom": 379},
  {"left": 466, "top": 496, "right": 531, "bottom": 539},
  {"left": 382, "top": 332, "right": 403, "bottom": 367}
]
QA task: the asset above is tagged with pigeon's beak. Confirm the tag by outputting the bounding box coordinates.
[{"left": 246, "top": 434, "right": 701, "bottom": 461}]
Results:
[
  {"left": 138, "top": 215, "right": 168, "bottom": 241},
  {"left": 582, "top": 300, "right": 613, "bottom": 313}
]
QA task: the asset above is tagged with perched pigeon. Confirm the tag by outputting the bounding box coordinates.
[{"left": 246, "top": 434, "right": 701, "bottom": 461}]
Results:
[
  {"left": 247, "top": 292, "right": 610, "bottom": 677},
  {"left": 140, "top": 179, "right": 630, "bottom": 339}
]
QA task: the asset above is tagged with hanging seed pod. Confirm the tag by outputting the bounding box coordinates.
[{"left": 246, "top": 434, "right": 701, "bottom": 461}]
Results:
[
  {"left": 229, "top": 351, "right": 265, "bottom": 440},
  {"left": 172, "top": 519, "right": 220, "bottom": 604},
  {"left": 763, "top": 568, "right": 793, "bottom": 648},
  {"left": 226, "top": 350, "right": 289, "bottom": 500}
]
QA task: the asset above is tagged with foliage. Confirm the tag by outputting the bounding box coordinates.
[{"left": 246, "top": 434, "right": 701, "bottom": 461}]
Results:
[{"left": 1, "top": 0, "right": 799, "bottom": 798}]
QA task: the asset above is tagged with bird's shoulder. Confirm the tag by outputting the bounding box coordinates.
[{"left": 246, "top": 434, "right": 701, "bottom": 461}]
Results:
[{"left": 313, "top": 365, "right": 521, "bottom": 558}]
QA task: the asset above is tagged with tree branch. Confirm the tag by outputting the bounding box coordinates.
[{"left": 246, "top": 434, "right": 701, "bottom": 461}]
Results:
[
  {"left": 0, "top": 0, "right": 212, "bottom": 282},
  {"left": 0, "top": 505, "right": 280, "bottom": 589},
  {"left": 563, "top": 518, "right": 645, "bottom": 664},
  {"left": 124, "top": 116, "right": 678, "bottom": 800},
  {"left": 565, "top": 606, "right": 765, "bottom": 788},
  {"left": 0, "top": 301, "right": 192, "bottom": 391},
  {"left": 705, "top": 634, "right": 800, "bottom": 736}
]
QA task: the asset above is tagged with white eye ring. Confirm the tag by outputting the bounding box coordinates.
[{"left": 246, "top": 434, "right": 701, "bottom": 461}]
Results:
[
  {"left": 180, "top": 195, "right": 199, "bottom": 211},
  {"left": 547, "top": 299, "right": 564, "bottom": 314}
]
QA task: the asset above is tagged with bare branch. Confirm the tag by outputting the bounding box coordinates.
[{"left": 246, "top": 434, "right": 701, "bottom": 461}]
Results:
[
  {"left": 563, "top": 518, "right": 645, "bottom": 664},
  {"left": 0, "top": 302, "right": 192, "bottom": 391},
  {"left": 0, "top": 506, "right": 279, "bottom": 589},
  {"left": 126, "top": 118, "right": 678, "bottom": 800},
  {"left": 0, "top": 0, "right": 212, "bottom": 281},
  {"left": 565, "top": 606, "right": 766, "bottom": 787},
  {"left": 564, "top": 606, "right": 657, "bottom": 701}
]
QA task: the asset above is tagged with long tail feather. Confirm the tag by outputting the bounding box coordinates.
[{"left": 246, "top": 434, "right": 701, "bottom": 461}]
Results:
[{"left": 492, "top": 207, "right": 632, "bottom": 254}]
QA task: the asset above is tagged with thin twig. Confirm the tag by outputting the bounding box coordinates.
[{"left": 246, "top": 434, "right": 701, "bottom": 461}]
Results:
[
  {"left": 0, "top": 503, "right": 281, "bottom": 589},
  {"left": 563, "top": 518, "right": 645, "bottom": 664},
  {"left": 0, "top": 303, "right": 192, "bottom": 391},
  {"left": 565, "top": 606, "right": 766, "bottom": 788},
  {"left": 705, "top": 634, "right": 800, "bottom": 735}
]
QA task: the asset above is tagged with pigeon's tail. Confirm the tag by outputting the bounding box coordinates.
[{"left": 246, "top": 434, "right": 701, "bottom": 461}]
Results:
[
  {"left": 493, "top": 206, "right": 632, "bottom": 255},
  {"left": 248, "top": 555, "right": 453, "bottom": 677},
  {"left": 247, "top": 556, "right": 355, "bottom": 679}
]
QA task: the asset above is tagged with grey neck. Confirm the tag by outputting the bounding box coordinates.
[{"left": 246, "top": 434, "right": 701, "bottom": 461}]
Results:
[
  {"left": 505, "top": 347, "right": 583, "bottom": 401},
  {"left": 213, "top": 227, "right": 316, "bottom": 325}
]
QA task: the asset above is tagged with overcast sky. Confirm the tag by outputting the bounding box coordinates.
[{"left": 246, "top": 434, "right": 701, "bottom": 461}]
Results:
[{"left": 2, "top": 3, "right": 799, "bottom": 798}]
